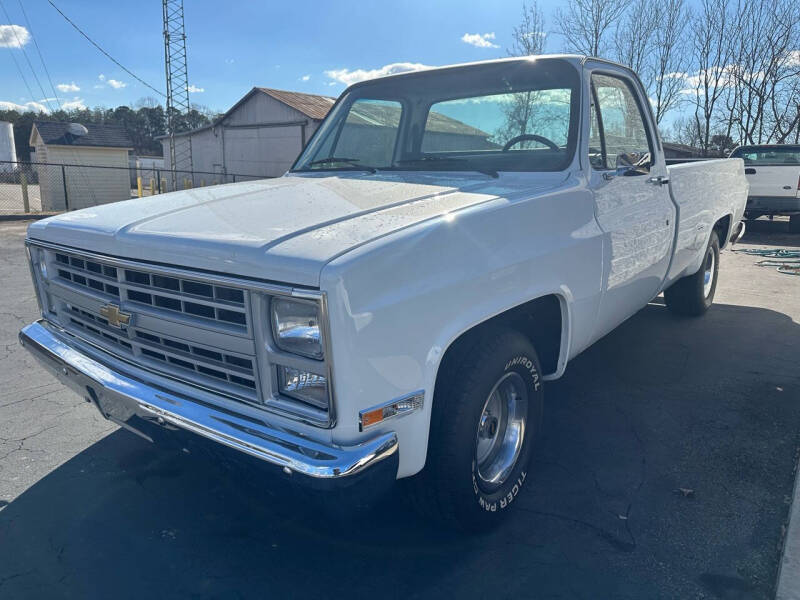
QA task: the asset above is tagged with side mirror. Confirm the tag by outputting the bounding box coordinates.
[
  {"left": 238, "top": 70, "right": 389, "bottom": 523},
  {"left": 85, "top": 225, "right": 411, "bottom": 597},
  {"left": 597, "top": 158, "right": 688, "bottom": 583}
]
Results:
[{"left": 615, "top": 152, "right": 651, "bottom": 175}]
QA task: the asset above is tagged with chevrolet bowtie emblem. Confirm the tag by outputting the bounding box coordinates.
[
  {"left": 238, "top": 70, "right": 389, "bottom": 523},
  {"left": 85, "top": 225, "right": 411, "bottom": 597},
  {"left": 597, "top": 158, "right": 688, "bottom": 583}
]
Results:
[{"left": 99, "top": 304, "right": 132, "bottom": 329}]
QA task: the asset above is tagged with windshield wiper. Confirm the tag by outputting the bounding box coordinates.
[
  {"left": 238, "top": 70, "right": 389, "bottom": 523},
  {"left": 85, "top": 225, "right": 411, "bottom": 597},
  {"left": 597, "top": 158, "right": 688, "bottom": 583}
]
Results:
[
  {"left": 394, "top": 156, "right": 499, "bottom": 178},
  {"left": 306, "top": 157, "right": 377, "bottom": 173}
]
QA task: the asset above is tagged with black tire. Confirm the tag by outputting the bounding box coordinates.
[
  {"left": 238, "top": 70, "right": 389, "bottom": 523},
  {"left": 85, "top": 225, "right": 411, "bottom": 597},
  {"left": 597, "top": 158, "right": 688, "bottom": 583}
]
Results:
[
  {"left": 789, "top": 215, "right": 800, "bottom": 234},
  {"left": 408, "top": 328, "right": 544, "bottom": 531},
  {"left": 664, "top": 231, "right": 720, "bottom": 317}
]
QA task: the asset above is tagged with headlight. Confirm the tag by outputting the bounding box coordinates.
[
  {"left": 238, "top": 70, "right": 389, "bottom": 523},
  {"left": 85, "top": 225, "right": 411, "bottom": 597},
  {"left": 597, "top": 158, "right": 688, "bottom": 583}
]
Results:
[
  {"left": 36, "top": 252, "right": 48, "bottom": 280},
  {"left": 270, "top": 297, "right": 323, "bottom": 359},
  {"left": 277, "top": 366, "right": 328, "bottom": 409}
]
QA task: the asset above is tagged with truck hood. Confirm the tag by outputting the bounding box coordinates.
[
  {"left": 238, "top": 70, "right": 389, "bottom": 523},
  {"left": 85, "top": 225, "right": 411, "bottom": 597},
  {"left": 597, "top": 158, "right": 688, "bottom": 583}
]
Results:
[{"left": 28, "top": 172, "right": 563, "bottom": 287}]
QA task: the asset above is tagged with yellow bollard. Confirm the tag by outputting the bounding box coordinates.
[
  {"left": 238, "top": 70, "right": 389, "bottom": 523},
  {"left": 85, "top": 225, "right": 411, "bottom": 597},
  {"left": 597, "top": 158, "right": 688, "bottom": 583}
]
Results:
[
  {"left": 150, "top": 178, "right": 155, "bottom": 196},
  {"left": 137, "top": 176, "right": 143, "bottom": 198},
  {"left": 200, "top": 179, "right": 205, "bottom": 187},
  {"left": 20, "top": 172, "right": 30, "bottom": 213}
]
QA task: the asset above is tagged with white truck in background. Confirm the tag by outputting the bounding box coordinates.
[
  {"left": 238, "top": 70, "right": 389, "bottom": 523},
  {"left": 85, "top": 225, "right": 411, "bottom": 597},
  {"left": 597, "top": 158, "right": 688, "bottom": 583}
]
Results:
[
  {"left": 729, "top": 144, "right": 800, "bottom": 232},
  {"left": 20, "top": 56, "right": 748, "bottom": 530}
]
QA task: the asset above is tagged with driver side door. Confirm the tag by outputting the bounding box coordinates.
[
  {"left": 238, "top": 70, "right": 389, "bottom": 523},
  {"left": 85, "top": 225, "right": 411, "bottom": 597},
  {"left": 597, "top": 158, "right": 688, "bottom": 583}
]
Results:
[{"left": 589, "top": 69, "right": 675, "bottom": 339}]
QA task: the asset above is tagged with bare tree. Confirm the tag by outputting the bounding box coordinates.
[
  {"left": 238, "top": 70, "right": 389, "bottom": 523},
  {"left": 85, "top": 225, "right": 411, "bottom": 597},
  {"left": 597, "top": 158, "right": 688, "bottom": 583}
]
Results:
[
  {"left": 689, "top": 0, "right": 735, "bottom": 155},
  {"left": 500, "top": 1, "right": 548, "bottom": 143},
  {"left": 650, "top": 0, "right": 691, "bottom": 124},
  {"left": 613, "top": 0, "right": 658, "bottom": 75},
  {"left": 508, "top": 1, "right": 546, "bottom": 56},
  {"left": 554, "top": 0, "right": 631, "bottom": 57},
  {"left": 723, "top": 0, "right": 800, "bottom": 144}
]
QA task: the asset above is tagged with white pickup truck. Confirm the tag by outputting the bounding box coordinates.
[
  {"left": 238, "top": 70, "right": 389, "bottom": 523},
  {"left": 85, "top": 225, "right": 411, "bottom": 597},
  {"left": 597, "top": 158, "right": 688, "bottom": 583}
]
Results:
[
  {"left": 729, "top": 144, "right": 800, "bottom": 232},
  {"left": 19, "top": 56, "right": 747, "bottom": 530}
]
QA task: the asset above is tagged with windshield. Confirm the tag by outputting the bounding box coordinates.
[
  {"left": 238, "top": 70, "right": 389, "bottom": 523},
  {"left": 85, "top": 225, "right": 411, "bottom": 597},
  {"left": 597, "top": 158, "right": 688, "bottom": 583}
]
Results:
[
  {"left": 293, "top": 58, "right": 581, "bottom": 175},
  {"left": 730, "top": 145, "right": 800, "bottom": 166}
]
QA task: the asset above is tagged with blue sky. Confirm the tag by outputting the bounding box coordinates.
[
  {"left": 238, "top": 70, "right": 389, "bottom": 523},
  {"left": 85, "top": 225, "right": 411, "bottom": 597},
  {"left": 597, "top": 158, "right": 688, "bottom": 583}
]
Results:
[{"left": 0, "top": 0, "right": 580, "bottom": 114}]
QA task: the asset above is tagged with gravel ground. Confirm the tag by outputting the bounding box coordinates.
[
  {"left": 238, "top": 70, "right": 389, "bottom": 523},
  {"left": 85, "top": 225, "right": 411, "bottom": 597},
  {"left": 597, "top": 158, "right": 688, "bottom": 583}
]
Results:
[{"left": 0, "top": 218, "right": 799, "bottom": 599}]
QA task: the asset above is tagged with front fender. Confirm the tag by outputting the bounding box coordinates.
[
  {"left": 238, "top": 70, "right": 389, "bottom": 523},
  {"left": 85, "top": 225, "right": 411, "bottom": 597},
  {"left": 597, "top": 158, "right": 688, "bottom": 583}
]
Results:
[{"left": 321, "top": 185, "right": 603, "bottom": 477}]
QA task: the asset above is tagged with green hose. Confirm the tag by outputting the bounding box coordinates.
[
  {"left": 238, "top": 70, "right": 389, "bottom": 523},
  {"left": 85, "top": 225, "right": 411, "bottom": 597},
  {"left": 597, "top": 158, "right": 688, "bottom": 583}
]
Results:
[{"left": 734, "top": 248, "right": 800, "bottom": 276}]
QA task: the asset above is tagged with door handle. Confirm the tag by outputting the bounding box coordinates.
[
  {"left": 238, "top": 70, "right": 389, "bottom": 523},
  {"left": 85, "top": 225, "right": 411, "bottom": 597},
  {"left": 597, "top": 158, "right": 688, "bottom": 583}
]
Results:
[
  {"left": 745, "top": 168, "right": 756, "bottom": 175},
  {"left": 646, "top": 176, "right": 669, "bottom": 186}
]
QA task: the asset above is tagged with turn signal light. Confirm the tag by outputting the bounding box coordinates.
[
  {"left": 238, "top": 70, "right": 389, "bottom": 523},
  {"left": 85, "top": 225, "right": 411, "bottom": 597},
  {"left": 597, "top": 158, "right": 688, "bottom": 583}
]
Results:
[{"left": 358, "top": 391, "right": 424, "bottom": 431}]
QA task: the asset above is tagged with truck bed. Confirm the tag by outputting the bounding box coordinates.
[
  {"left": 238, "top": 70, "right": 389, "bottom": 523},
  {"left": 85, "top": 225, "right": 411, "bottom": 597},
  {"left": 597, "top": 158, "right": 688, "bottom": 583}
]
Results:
[{"left": 664, "top": 158, "right": 748, "bottom": 285}]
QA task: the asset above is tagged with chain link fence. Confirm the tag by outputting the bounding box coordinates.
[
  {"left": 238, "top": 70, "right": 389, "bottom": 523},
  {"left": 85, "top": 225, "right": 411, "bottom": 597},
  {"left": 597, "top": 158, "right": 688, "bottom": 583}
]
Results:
[{"left": 0, "top": 160, "right": 266, "bottom": 216}]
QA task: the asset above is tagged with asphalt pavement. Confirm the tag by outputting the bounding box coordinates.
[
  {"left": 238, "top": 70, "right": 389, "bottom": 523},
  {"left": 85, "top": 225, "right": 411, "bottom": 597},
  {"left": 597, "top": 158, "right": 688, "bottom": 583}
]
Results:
[{"left": 1, "top": 218, "right": 799, "bottom": 599}]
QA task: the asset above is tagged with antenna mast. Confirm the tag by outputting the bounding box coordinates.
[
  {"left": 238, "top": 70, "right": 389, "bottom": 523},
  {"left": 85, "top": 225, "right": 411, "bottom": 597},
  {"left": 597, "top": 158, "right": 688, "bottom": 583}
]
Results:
[{"left": 162, "top": 0, "right": 193, "bottom": 181}]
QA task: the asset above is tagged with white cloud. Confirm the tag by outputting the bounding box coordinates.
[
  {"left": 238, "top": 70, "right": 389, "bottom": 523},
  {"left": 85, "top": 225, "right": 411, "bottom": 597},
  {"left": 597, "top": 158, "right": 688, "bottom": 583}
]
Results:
[
  {"left": 461, "top": 32, "right": 499, "bottom": 49},
  {"left": 98, "top": 74, "right": 106, "bottom": 81},
  {"left": 300, "top": 74, "right": 310, "bottom": 82},
  {"left": 62, "top": 97, "right": 86, "bottom": 110},
  {"left": 0, "top": 96, "right": 86, "bottom": 113},
  {"left": 787, "top": 50, "right": 800, "bottom": 66},
  {"left": 107, "top": 79, "right": 126, "bottom": 89},
  {"left": 56, "top": 82, "right": 80, "bottom": 93},
  {"left": 188, "top": 84, "right": 204, "bottom": 93},
  {"left": 0, "top": 100, "right": 48, "bottom": 113},
  {"left": 0, "top": 25, "right": 30, "bottom": 48},
  {"left": 325, "top": 62, "right": 434, "bottom": 86}
]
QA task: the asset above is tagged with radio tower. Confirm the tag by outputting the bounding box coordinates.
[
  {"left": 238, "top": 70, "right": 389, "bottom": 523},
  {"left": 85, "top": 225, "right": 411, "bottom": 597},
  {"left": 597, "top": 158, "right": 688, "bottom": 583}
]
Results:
[{"left": 162, "top": 0, "right": 193, "bottom": 182}]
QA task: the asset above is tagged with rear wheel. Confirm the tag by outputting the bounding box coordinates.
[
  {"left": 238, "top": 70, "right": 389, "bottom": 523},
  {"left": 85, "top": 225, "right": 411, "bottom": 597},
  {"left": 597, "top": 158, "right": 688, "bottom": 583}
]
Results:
[
  {"left": 408, "top": 329, "right": 544, "bottom": 531},
  {"left": 664, "top": 231, "right": 720, "bottom": 317}
]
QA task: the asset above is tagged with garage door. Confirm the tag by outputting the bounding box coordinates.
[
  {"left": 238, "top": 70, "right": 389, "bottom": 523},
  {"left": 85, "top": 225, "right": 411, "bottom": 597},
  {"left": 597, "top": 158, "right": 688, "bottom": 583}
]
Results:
[{"left": 223, "top": 125, "right": 304, "bottom": 178}]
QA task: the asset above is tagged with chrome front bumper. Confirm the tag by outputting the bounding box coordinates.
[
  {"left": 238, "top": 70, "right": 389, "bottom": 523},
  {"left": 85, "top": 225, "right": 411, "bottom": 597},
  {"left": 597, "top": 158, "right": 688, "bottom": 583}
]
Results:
[{"left": 19, "top": 320, "right": 398, "bottom": 483}]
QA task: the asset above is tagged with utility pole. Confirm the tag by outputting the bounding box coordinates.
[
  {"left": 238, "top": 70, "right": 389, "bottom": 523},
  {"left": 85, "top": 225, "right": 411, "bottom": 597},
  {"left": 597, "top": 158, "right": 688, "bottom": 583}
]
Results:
[{"left": 162, "top": 0, "right": 193, "bottom": 184}]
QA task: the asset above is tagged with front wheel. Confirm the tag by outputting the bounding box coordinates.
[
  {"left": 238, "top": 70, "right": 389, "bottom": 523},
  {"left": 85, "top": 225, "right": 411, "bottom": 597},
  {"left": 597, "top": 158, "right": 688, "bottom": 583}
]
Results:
[
  {"left": 408, "top": 329, "right": 544, "bottom": 531},
  {"left": 664, "top": 231, "right": 720, "bottom": 317}
]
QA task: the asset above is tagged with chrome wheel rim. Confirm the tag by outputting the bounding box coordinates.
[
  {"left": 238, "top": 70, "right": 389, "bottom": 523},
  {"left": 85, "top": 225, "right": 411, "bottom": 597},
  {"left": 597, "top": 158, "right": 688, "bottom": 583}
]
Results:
[
  {"left": 475, "top": 372, "right": 528, "bottom": 488},
  {"left": 703, "top": 248, "right": 715, "bottom": 298}
]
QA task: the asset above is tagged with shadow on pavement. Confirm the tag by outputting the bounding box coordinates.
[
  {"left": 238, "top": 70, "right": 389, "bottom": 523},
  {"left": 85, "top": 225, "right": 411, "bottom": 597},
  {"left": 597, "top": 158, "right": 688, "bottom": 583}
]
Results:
[
  {"left": 741, "top": 218, "right": 800, "bottom": 247},
  {"left": 1, "top": 302, "right": 799, "bottom": 600}
]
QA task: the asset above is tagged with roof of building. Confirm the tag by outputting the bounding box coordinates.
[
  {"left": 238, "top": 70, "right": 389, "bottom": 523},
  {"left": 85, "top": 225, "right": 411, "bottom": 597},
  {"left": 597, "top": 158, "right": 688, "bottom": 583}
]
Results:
[
  {"left": 32, "top": 121, "right": 133, "bottom": 149},
  {"left": 256, "top": 88, "right": 336, "bottom": 120},
  {"left": 157, "top": 87, "right": 337, "bottom": 141}
]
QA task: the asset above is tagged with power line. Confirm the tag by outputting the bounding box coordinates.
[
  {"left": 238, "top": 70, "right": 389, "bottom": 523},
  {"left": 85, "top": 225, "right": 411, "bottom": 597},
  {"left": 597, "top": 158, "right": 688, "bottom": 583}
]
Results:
[
  {"left": 0, "top": 22, "right": 38, "bottom": 108},
  {"left": 17, "top": 0, "right": 63, "bottom": 111},
  {"left": 0, "top": 0, "right": 56, "bottom": 112},
  {"left": 45, "top": 0, "right": 166, "bottom": 98}
]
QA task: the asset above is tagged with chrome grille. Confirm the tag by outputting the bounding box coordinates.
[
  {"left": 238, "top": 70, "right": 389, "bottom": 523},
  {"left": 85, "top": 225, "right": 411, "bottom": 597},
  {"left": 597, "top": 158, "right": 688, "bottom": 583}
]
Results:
[
  {"left": 66, "top": 305, "right": 257, "bottom": 393},
  {"left": 43, "top": 247, "right": 260, "bottom": 404},
  {"left": 54, "top": 251, "right": 248, "bottom": 332}
]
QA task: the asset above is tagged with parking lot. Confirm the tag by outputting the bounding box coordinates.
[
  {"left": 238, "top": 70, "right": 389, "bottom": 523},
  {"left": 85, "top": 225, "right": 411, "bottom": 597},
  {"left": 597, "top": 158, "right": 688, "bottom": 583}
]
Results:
[{"left": 1, "top": 218, "right": 799, "bottom": 599}]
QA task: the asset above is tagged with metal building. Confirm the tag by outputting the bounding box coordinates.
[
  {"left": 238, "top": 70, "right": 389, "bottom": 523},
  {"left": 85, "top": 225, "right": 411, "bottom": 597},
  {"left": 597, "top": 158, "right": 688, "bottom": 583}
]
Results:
[{"left": 159, "top": 88, "right": 336, "bottom": 181}]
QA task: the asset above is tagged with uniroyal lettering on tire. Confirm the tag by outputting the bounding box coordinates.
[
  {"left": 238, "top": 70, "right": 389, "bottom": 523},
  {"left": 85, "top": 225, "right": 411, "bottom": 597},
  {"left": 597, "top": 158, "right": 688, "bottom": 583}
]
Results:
[{"left": 504, "top": 354, "right": 541, "bottom": 391}]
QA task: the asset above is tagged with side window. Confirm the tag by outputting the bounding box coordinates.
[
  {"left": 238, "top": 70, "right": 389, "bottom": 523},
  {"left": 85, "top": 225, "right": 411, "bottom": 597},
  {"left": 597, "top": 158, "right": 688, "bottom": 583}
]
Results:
[
  {"left": 330, "top": 99, "right": 403, "bottom": 166},
  {"left": 591, "top": 74, "right": 652, "bottom": 173}
]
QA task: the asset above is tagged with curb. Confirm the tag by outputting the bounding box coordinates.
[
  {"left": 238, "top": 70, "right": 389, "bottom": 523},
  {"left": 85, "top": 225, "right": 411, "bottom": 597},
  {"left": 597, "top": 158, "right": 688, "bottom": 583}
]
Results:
[
  {"left": 0, "top": 214, "right": 57, "bottom": 222},
  {"left": 777, "top": 452, "right": 800, "bottom": 600}
]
